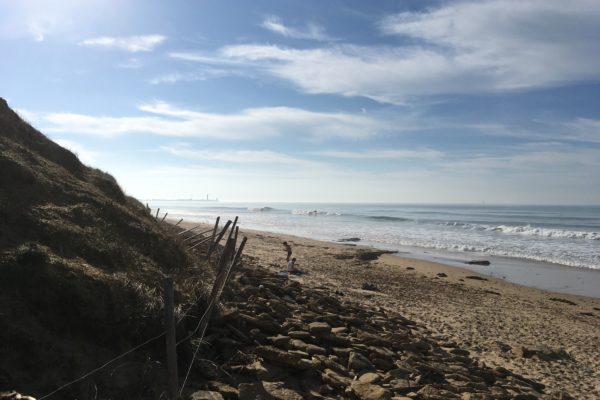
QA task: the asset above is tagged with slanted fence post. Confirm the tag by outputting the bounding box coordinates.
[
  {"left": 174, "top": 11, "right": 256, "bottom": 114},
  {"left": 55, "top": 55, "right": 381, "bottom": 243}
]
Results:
[
  {"left": 163, "top": 278, "right": 178, "bottom": 399},
  {"left": 155, "top": 208, "right": 160, "bottom": 219}
]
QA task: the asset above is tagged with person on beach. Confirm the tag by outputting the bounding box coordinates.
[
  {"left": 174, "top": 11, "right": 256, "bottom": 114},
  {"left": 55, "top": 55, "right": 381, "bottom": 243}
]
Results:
[
  {"left": 287, "top": 257, "right": 301, "bottom": 274},
  {"left": 283, "top": 241, "right": 292, "bottom": 261}
]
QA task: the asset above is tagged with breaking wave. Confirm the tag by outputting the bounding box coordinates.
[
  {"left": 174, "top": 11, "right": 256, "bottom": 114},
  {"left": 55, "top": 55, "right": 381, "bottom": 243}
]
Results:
[{"left": 443, "top": 222, "right": 599, "bottom": 240}]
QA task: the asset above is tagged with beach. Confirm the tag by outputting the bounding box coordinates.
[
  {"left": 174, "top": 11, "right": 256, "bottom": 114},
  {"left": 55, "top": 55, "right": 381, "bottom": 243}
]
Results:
[{"left": 208, "top": 224, "right": 600, "bottom": 398}]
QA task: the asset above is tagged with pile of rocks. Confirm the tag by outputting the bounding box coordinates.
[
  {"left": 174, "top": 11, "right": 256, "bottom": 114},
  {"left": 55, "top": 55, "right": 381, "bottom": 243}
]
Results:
[{"left": 183, "top": 265, "right": 555, "bottom": 400}]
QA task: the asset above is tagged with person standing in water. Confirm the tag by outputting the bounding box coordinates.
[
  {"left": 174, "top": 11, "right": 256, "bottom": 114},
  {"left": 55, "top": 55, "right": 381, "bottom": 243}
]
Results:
[{"left": 283, "top": 241, "right": 292, "bottom": 261}]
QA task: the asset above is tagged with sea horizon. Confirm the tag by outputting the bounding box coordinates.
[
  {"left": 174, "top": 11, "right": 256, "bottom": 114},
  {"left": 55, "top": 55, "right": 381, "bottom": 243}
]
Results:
[{"left": 148, "top": 201, "right": 600, "bottom": 296}]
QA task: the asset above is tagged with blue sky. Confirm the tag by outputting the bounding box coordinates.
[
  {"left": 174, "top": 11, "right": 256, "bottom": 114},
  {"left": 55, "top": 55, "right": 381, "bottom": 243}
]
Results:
[{"left": 1, "top": 0, "right": 599, "bottom": 204}]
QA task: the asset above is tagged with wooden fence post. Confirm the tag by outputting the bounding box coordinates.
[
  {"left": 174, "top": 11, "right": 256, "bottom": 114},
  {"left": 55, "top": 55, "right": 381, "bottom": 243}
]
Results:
[
  {"left": 161, "top": 212, "right": 169, "bottom": 223},
  {"left": 175, "top": 219, "right": 183, "bottom": 227},
  {"left": 155, "top": 208, "right": 160, "bottom": 219},
  {"left": 163, "top": 278, "right": 178, "bottom": 399},
  {"left": 207, "top": 219, "right": 231, "bottom": 261}
]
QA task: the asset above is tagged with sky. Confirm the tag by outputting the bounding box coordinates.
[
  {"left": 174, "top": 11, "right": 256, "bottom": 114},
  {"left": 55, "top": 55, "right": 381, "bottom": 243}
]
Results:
[{"left": 1, "top": 0, "right": 599, "bottom": 204}]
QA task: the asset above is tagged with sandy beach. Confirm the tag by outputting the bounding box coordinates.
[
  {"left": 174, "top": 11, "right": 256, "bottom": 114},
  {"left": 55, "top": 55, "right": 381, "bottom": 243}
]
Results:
[{"left": 215, "top": 225, "right": 600, "bottom": 399}]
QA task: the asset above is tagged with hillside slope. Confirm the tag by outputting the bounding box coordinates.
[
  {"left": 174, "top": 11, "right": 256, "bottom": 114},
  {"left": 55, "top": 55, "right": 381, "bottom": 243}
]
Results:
[{"left": 0, "top": 98, "right": 209, "bottom": 398}]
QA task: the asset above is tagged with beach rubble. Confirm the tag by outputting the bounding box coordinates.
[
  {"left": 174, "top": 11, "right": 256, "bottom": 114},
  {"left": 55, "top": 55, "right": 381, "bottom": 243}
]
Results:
[{"left": 180, "top": 263, "right": 558, "bottom": 399}]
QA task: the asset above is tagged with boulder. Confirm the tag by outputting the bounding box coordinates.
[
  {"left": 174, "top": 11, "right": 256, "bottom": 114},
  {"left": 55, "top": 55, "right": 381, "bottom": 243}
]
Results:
[
  {"left": 351, "top": 381, "right": 392, "bottom": 400},
  {"left": 359, "top": 372, "right": 382, "bottom": 384}
]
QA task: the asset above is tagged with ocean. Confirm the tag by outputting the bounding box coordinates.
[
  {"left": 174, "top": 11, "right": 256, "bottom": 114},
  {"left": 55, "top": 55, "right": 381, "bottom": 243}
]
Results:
[{"left": 147, "top": 201, "right": 600, "bottom": 296}]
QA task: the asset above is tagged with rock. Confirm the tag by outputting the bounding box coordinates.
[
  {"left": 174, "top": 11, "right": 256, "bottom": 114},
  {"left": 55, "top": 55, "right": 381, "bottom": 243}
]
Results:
[
  {"left": 288, "top": 330, "right": 312, "bottom": 340},
  {"left": 189, "top": 391, "right": 224, "bottom": 400},
  {"left": 436, "top": 273, "right": 448, "bottom": 278},
  {"left": 549, "top": 297, "right": 577, "bottom": 306},
  {"left": 339, "top": 237, "right": 362, "bottom": 242},
  {"left": 348, "top": 351, "right": 375, "bottom": 372},
  {"left": 465, "top": 276, "right": 488, "bottom": 281},
  {"left": 207, "top": 381, "right": 238, "bottom": 399},
  {"left": 322, "top": 368, "right": 353, "bottom": 389},
  {"left": 238, "top": 313, "right": 281, "bottom": 334},
  {"left": 466, "top": 260, "right": 490, "bottom": 266},
  {"left": 351, "top": 380, "right": 392, "bottom": 400},
  {"left": 512, "top": 345, "right": 571, "bottom": 361},
  {"left": 296, "top": 357, "right": 321, "bottom": 370},
  {"left": 359, "top": 372, "right": 382, "bottom": 384},
  {"left": 238, "top": 382, "right": 271, "bottom": 400},
  {"left": 362, "top": 282, "right": 379, "bottom": 291},
  {"left": 308, "top": 321, "right": 332, "bottom": 334},
  {"left": 333, "top": 347, "right": 353, "bottom": 358},
  {"left": 269, "top": 334, "right": 291, "bottom": 348},
  {"left": 306, "top": 344, "right": 328, "bottom": 355},
  {"left": 0, "top": 392, "right": 36, "bottom": 400},
  {"left": 255, "top": 346, "right": 304, "bottom": 369},
  {"left": 332, "top": 326, "right": 348, "bottom": 334},
  {"left": 372, "top": 357, "right": 395, "bottom": 371},
  {"left": 290, "top": 339, "right": 309, "bottom": 352},
  {"left": 406, "top": 267, "right": 415, "bottom": 270},
  {"left": 262, "top": 382, "right": 304, "bottom": 400}
]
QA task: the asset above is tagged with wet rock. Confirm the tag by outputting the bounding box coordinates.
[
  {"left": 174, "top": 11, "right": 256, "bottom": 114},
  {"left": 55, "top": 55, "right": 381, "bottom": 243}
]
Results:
[
  {"left": 437, "top": 273, "right": 448, "bottom": 278},
  {"left": 466, "top": 260, "right": 490, "bottom": 266},
  {"left": 339, "top": 237, "right": 361, "bottom": 242}
]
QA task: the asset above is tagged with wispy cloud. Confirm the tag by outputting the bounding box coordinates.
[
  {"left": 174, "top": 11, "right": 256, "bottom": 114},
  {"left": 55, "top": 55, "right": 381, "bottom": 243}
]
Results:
[
  {"left": 314, "top": 148, "right": 444, "bottom": 160},
  {"left": 260, "top": 15, "right": 332, "bottom": 41},
  {"left": 79, "top": 35, "right": 166, "bottom": 52},
  {"left": 161, "top": 144, "right": 325, "bottom": 168},
  {"left": 174, "top": 1, "right": 600, "bottom": 104},
  {"left": 29, "top": 101, "right": 382, "bottom": 140},
  {"left": 148, "top": 68, "right": 244, "bottom": 84}
]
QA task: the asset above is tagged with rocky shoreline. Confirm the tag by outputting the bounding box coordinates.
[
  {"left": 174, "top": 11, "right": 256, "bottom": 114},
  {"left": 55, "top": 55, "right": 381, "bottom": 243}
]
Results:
[{"left": 183, "top": 263, "right": 554, "bottom": 399}]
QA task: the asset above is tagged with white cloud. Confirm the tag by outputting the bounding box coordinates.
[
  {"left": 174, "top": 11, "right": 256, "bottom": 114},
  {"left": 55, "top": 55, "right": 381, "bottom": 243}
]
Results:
[
  {"left": 161, "top": 145, "right": 324, "bottom": 168},
  {"left": 29, "top": 101, "right": 382, "bottom": 140},
  {"left": 260, "top": 15, "right": 332, "bottom": 41},
  {"left": 0, "top": 0, "right": 105, "bottom": 41},
  {"left": 148, "top": 68, "right": 243, "bottom": 84},
  {"left": 314, "top": 148, "right": 444, "bottom": 160},
  {"left": 79, "top": 35, "right": 166, "bottom": 52},
  {"left": 565, "top": 118, "right": 600, "bottom": 143},
  {"left": 178, "top": 1, "right": 600, "bottom": 103},
  {"left": 380, "top": 0, "right": 600, "bottom": 90}
]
